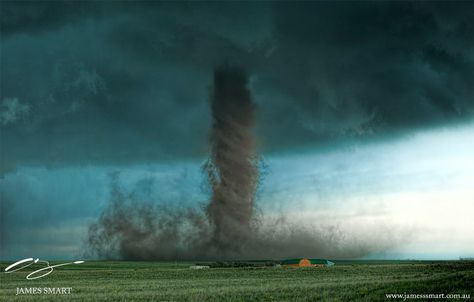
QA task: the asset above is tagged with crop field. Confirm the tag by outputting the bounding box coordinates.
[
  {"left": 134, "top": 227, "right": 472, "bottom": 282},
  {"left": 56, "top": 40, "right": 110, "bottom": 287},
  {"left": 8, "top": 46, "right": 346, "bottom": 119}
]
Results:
[{"left": 0, "top": 260, "right": 473, "bottom": 301}]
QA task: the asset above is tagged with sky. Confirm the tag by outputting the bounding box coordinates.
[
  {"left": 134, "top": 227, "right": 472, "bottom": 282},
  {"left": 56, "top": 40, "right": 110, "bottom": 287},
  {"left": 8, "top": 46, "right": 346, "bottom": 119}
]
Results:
[{"left": 0, "top": 1, "right": 473, "bottom": 260}]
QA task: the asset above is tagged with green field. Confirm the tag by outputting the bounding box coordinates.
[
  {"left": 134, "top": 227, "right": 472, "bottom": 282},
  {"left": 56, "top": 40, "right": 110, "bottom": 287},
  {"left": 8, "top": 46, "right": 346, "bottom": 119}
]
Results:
[{"left": 1, "top": 260, "right": 472, "bottom": 301}]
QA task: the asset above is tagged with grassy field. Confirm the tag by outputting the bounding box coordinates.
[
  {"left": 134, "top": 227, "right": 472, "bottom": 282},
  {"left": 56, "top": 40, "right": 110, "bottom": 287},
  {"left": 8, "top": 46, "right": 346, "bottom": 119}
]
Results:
[{"left": 0, "top": 260, "right": 472, "bottom": 301}]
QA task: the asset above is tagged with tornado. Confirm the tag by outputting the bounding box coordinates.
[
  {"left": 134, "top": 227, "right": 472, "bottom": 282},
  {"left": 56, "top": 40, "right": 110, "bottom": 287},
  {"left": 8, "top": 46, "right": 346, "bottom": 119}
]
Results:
[
  {"left": 205, "top": 66, "right": 258, "bottom": 254},
  {"left": 87, "top": 66, "right": 397, "bottom": 261}
]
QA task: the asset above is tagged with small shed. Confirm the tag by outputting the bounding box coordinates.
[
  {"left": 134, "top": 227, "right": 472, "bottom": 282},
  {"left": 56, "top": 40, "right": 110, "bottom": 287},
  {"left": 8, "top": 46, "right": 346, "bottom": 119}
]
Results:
[
  {"left": 189, "top": 265, "right": 210, "bottom": 269},
  {"left": 280, "top": 258, "right": 334, "bottom": 268}
]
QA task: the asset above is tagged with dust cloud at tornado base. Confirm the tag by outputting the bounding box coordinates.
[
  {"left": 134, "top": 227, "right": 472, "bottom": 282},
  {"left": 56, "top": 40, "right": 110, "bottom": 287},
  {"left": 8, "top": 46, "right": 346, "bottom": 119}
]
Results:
[{"left": 87, "top": 67, "right": 401, "bottom": 260}]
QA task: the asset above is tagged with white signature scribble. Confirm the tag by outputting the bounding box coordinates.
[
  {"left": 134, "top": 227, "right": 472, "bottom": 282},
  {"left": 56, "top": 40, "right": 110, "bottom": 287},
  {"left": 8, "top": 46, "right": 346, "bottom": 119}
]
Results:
[{"left": 4, "top": 258, "right": 85, "bottom": 280}]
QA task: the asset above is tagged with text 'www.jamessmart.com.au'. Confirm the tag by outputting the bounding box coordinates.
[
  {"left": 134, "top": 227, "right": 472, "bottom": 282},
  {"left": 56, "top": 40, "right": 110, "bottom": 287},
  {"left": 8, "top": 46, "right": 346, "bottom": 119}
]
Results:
[{"left": 385, "top": 293, "right": 471, "bottom": 300}]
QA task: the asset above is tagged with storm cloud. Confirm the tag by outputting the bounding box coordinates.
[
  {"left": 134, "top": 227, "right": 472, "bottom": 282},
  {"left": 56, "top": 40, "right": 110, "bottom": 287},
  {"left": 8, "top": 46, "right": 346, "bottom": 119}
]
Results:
[{"left": 1, "top": 1, "right": 472, "bottom": 175}]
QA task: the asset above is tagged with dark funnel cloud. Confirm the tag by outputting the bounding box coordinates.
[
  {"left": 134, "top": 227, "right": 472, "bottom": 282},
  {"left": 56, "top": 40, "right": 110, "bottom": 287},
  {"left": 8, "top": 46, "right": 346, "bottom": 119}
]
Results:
[{"left": 205, "top": 67, "right": 258, "bottom": 253}]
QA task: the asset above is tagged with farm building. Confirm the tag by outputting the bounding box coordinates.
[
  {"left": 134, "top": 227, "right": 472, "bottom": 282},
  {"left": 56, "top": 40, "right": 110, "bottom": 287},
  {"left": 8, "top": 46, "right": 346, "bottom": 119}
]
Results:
[{"left": 280, "top": 258, "right": 335, "bottom": 268}]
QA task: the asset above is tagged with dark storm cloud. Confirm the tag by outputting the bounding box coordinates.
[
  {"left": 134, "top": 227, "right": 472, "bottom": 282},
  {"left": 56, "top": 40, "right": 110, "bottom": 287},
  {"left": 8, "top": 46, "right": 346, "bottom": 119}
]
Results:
[
  {"left": 1, "top": 1, "right": 472, "bottom": 173},
  {"left": 255, "top": 1, "right": 473, "bottom": 150},
  {"left": 0, "top": 1, "right": 98, "bottom": 36}
]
